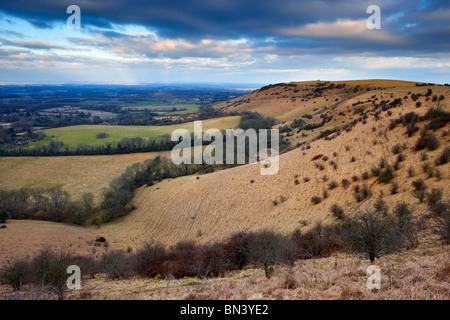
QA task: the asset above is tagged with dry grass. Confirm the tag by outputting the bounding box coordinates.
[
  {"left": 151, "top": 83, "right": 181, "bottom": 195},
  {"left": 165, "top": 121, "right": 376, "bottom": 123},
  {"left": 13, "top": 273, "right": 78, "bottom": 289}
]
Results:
[
  {"left": 1, "top": 242, "right": 447, "bottom": 300},
  {"left": 0, "top": 151, "right": 170, "bottom": 201},
  {"left": 0, "top": 220, "right": 120, "bottom": 266},
  {"left": 216, "top": 80, "right": 434, "bottom": 121}
]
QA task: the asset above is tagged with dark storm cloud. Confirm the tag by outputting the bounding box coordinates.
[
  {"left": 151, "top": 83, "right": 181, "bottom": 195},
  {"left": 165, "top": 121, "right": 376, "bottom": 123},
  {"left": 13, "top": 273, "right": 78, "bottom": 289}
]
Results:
[{"left": 0, "top": 0, "right": 449, "bottom": 55}]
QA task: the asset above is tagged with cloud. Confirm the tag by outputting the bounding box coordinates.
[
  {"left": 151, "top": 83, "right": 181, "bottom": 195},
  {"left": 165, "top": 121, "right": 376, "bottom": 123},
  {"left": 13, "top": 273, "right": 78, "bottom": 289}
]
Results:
[
  {"left": 279, "top": 19, "right": 400, "bottom": 43},
  {"left": 0, "top": 0, "right": 449, "bottom": 83},
  {"left": 0, "top": 0, "right": 448, "bottom": 56},
  {"left": 68, "top": 31, "right": 253, "bottom": 59},
  {"left": 1, "top": 30, "right": 26, "bottom": 38},
  {"left": 0, "top": 38, "right": 89, "bottom": 51}
]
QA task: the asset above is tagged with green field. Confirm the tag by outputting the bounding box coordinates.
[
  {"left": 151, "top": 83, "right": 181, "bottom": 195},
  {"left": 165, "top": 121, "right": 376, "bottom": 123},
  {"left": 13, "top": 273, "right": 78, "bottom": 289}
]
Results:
[
  {"left": 41, "top": 116, "right": 241, "bottom": 147},
  {"left": 123, "top": 103, "right": 200, "bottom": 115},
  {"left": 40, "top": 108, "right": 118, "bottom": 119}
]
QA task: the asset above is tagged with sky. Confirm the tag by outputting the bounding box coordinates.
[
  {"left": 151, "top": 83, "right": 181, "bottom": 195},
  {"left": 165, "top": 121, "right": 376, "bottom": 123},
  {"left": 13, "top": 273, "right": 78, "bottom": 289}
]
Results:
[{"left": 0, "top": 0, "right": 449, "bottom": 85}]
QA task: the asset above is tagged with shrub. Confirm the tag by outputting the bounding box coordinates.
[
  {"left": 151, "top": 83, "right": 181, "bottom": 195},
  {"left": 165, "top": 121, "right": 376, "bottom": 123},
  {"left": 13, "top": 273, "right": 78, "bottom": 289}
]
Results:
[
  {"left": 0, "top": 210, "right": 8, "bottom": 223},
  {"left": 134, "top": 240, "right": 166, "bottom": 276},
  {"left": 396, "top": 153, "right": 405, "bottom": 162},
  {"left": 426, "top": 166, "right": 435, "bottom": 178},
  {"left": 374, "top": 198, "right": 388, "bottom": 215},
  {"left": 330, "top": 204, "right": 345, "bottom": 220},
  {"left": 290, "top": 224, "right": 344, "bottom": 259},
  {"left": 330, "top": 160, "right": 337, "bottom": 170},
  {"left": 393, "top": 203, "right": 418, "bottom": 247},
  {"left": 371, "top": 166, "right": 381, "bottom": 177},
  {"left": 434, "top": 169, "right": 442, "bottom": 181},
  {"left": 342, "top": 208, "right": 407, "bottom": 263},
  {"left": 248, "top": 231, "right": 296, "bottom": 279},
  {"left": 415, "top": 131, "right": 439, "bottom": 151},
  {"left": 378, "top": 165, "right": 394, "bottom": 183},
  {"left": 328, "top": 180, "right": 338, "bottom": 190},
  {"left": 341, "top": 179, "right": 350, "bottom": 189},
  {"left": 31, "top": 248, "right": 74, "bottom": 299},
  {"left": 420, "top": 152, "right": 428, "bottom": 161},
  {"left": 96, "top": 132, "right": 110, "bottom": 139},
  {"left": 407, "top": 124, "right": 419, "bottom": 137},
  {"left": 303, "top": 177, "right": 310, "bottom": 183},
  {"left": 388, "top": 121, "right": 397, "bottom": 130},
  {"left": 351, "top": 175, "right": 358, "bottom": 182},
  {"left": 392, "top": 144, "right": 402, "bottom": 154},
  {"left": 393, "top": 161, "right": 400, "bottom": 171},
  {"left": 402, "top": 112, "right": 418, "bottom": 126},
  {"left": 190, "top": 243, "right": 230, "bottom": 278},
  {"left": 393, "top": 202, "right": 411, "bottom": 220},
  {"left": 435, "top": 147, "right": 450, "bottom": 166},
  {"left": 421, "top": 161, "right": 431, "bottom": 173},
  {"left": 390, "top": 182, "right": 399, "bottom": 194},
  {"left": 350, "top": 156, "right": 356, "bottom": 162},
  {"left": 361, "top": 184, "right": 370, "bottom": 199},
  {"left": 172, "top": 240, "right": 196, "bottom": 252},
  {"left": 425, "top": 188, "right": 443, "bottom": 210},
  {"left": 362, "top": 171, "right": 369, "bottom": 180},
  {"left": 311, "top": 196, "right": 322, "bottom": 204},
  {"left": 99, "top": 250, "right": 131, "bottom": 279},
  {"left": 407, "top": 166, "right": 415, "bottom": 177},
  {"left": 323, "top": 189, "right": 329, "bottom": 199},
  {"left": 0, "top": 258, "right": 31, "bottom": 290},
  {"left": 412, "top": 179, "right": 427, "bottom": 203},
  {"left": 224, "top": 232, "right": 253, "bottom": 270},
  {"left": 353, "top": 184, "right": 370, "bottom": 202},
  {"left": 433, "top": 212, "right": 450, "bottom": 245}
]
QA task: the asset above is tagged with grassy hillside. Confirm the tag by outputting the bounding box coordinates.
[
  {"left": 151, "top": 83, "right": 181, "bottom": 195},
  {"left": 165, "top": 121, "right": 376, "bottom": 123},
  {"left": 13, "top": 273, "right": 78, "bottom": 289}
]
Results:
[
  {"left": 0, "top": 152, "right": 170, "bottom": 201},
  {"left": 41, "top": 116, "right": 241, "bottom": 147},
  {"left": 1, "top": 80, "right": 448, "bottom": 277},
  {"left": 0, "top": 220, "right": 125, "bottom": 266},
  {"left": 216, "top": 79, "right": 445, "bottom": 121},
  {"left": 97, "top": 80, "right": 449, "bottom": 248}
]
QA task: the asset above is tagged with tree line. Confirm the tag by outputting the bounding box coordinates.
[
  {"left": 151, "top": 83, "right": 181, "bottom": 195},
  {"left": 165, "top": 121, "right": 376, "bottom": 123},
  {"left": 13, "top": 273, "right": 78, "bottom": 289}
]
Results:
[{"left": 0, "top": 187, "right": 95, "bottom": 225}]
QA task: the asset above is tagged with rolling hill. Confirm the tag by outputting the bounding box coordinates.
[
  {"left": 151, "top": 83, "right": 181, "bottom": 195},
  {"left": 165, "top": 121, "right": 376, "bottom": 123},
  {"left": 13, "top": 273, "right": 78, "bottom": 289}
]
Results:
[
  {"left": 1, "top": 79, "right": 448, "bottom": 267},
  {"left": 97, "top": 80, "right": 449, "bottom": 248}
]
